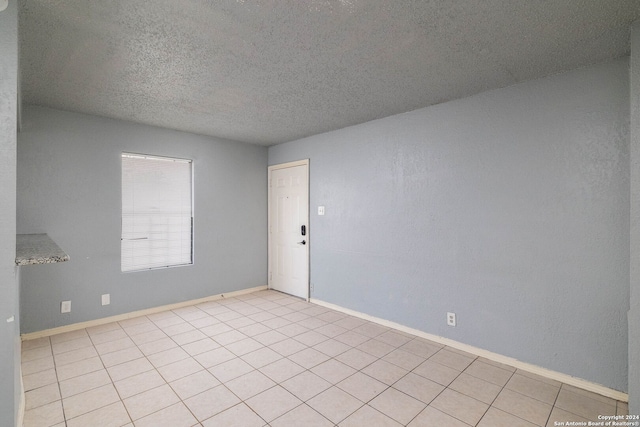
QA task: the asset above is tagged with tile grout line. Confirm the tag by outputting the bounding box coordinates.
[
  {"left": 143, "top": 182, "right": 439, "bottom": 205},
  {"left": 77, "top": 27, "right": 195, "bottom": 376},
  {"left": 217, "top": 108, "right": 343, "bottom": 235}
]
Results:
[{"left": 22, "top": 290, "right": 626, "bottom": 427}]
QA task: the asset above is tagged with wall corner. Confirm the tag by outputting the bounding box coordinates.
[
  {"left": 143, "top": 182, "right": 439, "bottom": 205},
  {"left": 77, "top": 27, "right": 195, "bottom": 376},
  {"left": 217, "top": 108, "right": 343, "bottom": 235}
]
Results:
[{"left": 629, "top": 19, "right": 640, "bottom": 416}]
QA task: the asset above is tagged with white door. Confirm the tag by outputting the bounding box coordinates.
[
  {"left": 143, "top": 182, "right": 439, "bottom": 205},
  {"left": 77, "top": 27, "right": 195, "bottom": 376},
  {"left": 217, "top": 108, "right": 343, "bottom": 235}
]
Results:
[{"left": 268, "top": 161, "right": 309, "bottom": 299}]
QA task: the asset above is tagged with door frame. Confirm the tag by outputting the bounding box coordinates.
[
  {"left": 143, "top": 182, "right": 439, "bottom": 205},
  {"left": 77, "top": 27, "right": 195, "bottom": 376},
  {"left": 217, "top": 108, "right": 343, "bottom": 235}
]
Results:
[{"left": 267, "top": 159, "right": 310, "bottom": 301}]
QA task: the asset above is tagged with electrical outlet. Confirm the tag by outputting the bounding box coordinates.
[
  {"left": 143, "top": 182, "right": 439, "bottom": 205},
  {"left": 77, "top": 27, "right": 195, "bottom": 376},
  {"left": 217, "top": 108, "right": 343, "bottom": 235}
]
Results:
[
  {"left": 61, "top": 301, "right": 71, "bottom": 313},
  {"left": 447, "top": 312, "right": 456, "bottom": 327},
  {"left": 318, "top": 206, "right": 325, "bottom": 215},
  {"left": 101, "top": 294, "right": 110, "bottom": 306}
]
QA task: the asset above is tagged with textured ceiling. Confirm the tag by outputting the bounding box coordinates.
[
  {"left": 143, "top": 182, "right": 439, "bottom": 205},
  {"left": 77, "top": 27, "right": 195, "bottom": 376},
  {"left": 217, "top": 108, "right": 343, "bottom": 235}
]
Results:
[{"left": 19, "top": 0, "right": 640, "bottom": 146}]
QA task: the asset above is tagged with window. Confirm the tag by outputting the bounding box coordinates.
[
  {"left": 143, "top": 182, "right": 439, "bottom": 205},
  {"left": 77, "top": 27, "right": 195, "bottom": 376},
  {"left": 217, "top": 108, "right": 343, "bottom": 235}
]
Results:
[{"left": 121, "top": 153, "right": 193, "bottom": 272}]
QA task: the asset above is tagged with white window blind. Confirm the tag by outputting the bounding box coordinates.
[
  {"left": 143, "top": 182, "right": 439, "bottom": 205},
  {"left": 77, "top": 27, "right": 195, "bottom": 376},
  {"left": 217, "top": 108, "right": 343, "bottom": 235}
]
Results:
[{"left": 121, "top": 153, "right": 193, "bottom": 272}]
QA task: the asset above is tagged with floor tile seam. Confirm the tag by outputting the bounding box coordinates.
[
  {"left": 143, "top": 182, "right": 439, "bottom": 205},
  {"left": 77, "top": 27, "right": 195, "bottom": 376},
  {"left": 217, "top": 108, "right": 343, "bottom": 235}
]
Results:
[
  {"left": 559, "top": 383, "right": 618, "bottom": 407},
  {"left": 102, "top": 345, "right": 163, "bottom": 405},
  {"left": 49, "top": 332, "right": 90, "bottom": 347},
  {"left": 327, "top": 372, "right": 374, "bottom": 404},
  {"left": 430, "top": 346, "right": 479, "bottom": 371},
  {"left": 117, "top": 314, "right": 152, "bottom": 327},
  {"left": 408, "top": 361, "right": 477, "bottom": 425},
  {"left": 356, "top": 339, "right": 397, "bottom": 359},
  {"left": 64, "top": 401, "right": 132, "bottom": 426},
  {"left": 314, "top": 397, "right": 365, "bottom": 426},
  {"left": 148, "top": 313, "right": 182, "bottom": 324},
  {"left": 392, "top": 362, "right": 464, "bottom": 417},
  {"left": 51, "top": 341, "right": 94, "bottom": 357},
  {"left": 22, "top": 375, "right": 63, "bottom": 414},
  {"left": 53, "top": 338, "right": 108, "bottom": 381},
  {"left": 21, "top": 338, "right": 52, "bottom": 352},
  {"left": 271, "top": 402, "right": 333, "bottom": 426},
  {"left": 291, "top": 333, "right": 331, "bottom": 348},
  {"left": 172, "top": 306, "right": 209, "bottom": 320},
  {"left": 56, "top": 368, "right": 113, "bottom": 400},
  {"left": 88, "top": 335, "right": 130, "bottom": 351},
  {"left": 143, "top": 398, "right": 200, "bottom": 426},
  {"left": 616, "top": 400, "right": 629, "bottom": 416},
  {"left": 552, "top": 385, "right": 616, "bottom": 421},
  {"left": 164, "top": 366, "right": 220, "bottom": 403},
  {"left": 380, "top": 354, "right": 425, "bottom": 373},
  {"left": 242, "top": 383, "right": 304, "bottom": 423},
  {"left": 61, "top": 383, "right": 125, "bottom": 425},
  {"left": 387, "top": 376, "right": 444, "bottom": 407},
  {"left": 122, "top": 328, "right": 169, "bottom": 348},
  {"left": 478, "top": 369, "right": 558, "bottom": 427},
  {"left": 466, "top": 357, "right": 516, "bottom": 375},
  {"left": 409, "top": 351, "right": 469, "bottom": 383},
  {"left": 510, "top": 371, "right": 563, "bottom": 389},
  {"left": 20, "top": 351, "right": 55, "bottom": 365},
  {"left": 477, "top": 364, "right": 515, "bottom": 408},
  {"left": 437, "top": 395, "right": 489, "bottom": 427},
  {"left": 355, "top": 359, "right": 411, "bottom": 395},
  {"left": 459, "top": 356, "right": 523, "bottom": 388},
  {"left": 226, "top": 377, "right": 281, "bottom": 407},
  {"left": 200, "top": 401, "right": 269, "bottom": 426},
  {"left": 119, "top": 381, "right": 185, "bottom": 422},
  {"left": 481, "top": 406, "right": 544, "bottom": 427},
  {"left": 36, "top": 292, "right": 618, "bottom": 427},
  {"left": 120, "top": 325, "right": 162, "bottom": 338},
  {"left": 402, "top": 403, "right": 432, "bottom": 426},
  {"left": 359, "top": 403, "right": 407, "bottom": 427},
  {"left": 86, "top": 323, "right": 125, "bottom": 336},
  {"left": 311, "top": 342, "right": 351, "bottom": 359},
  {"left": 477, "top": 361, "right": 515, "bottom": 390},
  {"left": 424, "top": 405, "right": 476, "bottom": 427},
  {"left": 21, "top": 362, "right": 56, "bottom": 379},
  {"left": 167, "top": 328, "right": 212, "bottom": 348},
  {"left": 335, "top": 352, "right": 378, "bottom": 372},
  {"left": 503, "top": 379, "right": 562, "bottom": 406}
]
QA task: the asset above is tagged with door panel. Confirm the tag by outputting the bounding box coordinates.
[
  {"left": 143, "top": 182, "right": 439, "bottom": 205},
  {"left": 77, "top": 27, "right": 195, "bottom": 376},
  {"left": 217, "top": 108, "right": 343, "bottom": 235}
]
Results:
[{"left": 269, "top": 163, "right": 309, "bottom": 299}]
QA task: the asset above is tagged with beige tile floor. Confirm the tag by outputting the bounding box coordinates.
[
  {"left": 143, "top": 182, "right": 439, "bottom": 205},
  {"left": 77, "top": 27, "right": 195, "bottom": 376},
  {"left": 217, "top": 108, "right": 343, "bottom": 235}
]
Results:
[{"left": 21, "top": 290, "right": 628, "bottom": 427}]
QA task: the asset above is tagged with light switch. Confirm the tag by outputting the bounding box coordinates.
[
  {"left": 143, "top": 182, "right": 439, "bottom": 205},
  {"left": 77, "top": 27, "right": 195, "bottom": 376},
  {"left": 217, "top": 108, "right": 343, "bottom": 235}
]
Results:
[{"left": 318, "top": 206, "right": 325, "bottom": 215}]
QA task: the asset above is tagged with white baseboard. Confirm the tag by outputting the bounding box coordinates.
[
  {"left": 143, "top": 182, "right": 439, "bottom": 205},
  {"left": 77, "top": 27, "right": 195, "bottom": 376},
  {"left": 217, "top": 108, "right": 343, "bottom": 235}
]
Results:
[
  {"left": 21, "top": 285, "right": 267, "bottom": 341},
  {"left": 311, "top": 298, "right": 629, "bottom": 403},
  {"left": 17, "top": 367, "right": 24, "bottom": 427},
  {"left": 20, "top": 287, "right": 627, "bottom": 403}
]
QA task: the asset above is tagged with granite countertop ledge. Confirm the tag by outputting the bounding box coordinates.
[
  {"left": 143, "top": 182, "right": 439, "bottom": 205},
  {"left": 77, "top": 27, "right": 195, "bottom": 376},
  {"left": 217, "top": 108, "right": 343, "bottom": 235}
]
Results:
[{"left": 16, "top": 234, "right": 70, "bottom": 266}]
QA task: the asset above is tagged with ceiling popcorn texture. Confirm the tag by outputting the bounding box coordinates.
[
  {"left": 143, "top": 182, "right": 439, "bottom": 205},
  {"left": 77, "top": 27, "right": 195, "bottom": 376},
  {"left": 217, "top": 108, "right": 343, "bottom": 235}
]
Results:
[{"left": 19, "top": 0, "right": 640, "bottom": 146}]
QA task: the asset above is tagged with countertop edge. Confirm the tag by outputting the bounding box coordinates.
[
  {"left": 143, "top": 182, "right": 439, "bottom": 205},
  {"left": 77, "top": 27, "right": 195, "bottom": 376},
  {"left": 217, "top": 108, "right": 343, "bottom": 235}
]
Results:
[{"left": 16, "top": 233, "right": 70, "bottom": 266}]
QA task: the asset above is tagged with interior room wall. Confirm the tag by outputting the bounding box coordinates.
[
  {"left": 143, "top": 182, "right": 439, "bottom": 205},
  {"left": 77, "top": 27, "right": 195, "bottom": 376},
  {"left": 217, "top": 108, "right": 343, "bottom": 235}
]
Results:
[
  {"left": 269, "top": 59, "right": 630, "bottom": 392},
  {"left": 17, "top": 106, "right": 268, "bottom": 334},
  {"left": 0, "top": 1, "right": 20, "bottom": 426}
]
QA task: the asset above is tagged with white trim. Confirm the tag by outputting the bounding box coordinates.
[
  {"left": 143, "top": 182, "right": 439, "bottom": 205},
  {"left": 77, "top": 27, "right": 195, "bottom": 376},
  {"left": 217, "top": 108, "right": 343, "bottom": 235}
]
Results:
[
  {"left": 21, "top": 286, "right": 267, "bottom": 341},
  {"left": 267, "top": 159, "right": 310, "bottom": 301},
  {"left": 269, "top": 159, "right": 310, "bottom": 171},
  {"left": 17, "top": 367, "right": 24, "bottom": 427},
  {"left": 311, "top": 298, "right": 629, "bottom": 403}
]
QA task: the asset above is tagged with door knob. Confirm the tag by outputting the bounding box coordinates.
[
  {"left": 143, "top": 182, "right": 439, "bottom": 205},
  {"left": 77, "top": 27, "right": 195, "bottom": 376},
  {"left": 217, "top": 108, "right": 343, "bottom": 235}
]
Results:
[{"left": 297, "top": 240, "right": 306, "bottom": 245}]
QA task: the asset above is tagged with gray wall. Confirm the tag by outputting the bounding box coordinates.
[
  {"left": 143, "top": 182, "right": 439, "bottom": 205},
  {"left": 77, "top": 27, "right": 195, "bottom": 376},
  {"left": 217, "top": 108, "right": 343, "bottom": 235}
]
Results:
[
  {"left": 0, "top": 1, "right": 19, "bottom": 426},
  {"left": 18, "top": 106, "right": 268, "bottom": 333},
  {"left": 629, "top": 21, "right": 640, "bottom": 414},
  {"left": 269, "top": 59, "right": 630, "bottom": 392}
]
